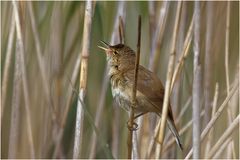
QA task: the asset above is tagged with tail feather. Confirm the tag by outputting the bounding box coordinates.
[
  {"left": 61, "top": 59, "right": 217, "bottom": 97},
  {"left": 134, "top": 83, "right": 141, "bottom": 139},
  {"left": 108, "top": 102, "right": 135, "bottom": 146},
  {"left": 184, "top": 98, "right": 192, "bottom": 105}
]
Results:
[{"left": 167, "top": 118, "right": 183, "bottom": 150}]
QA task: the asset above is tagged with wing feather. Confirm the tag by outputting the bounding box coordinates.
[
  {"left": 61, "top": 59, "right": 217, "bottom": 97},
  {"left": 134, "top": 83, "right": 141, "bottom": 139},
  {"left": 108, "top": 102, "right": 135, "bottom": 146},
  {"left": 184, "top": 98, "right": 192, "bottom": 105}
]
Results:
[{"left": 124, "top": 65, "right": 175, "bottom": 121}]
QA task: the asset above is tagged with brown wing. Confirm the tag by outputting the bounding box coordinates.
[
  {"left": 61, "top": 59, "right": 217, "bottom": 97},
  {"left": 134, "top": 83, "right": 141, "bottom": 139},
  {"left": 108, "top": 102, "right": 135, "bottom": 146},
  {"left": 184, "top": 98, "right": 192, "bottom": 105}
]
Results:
[
  {"left": 124, "top": 65, "right": 175, "bottom": 121},
  {"left": 123, "top": 65, "right": 183, "bottom": 149}
]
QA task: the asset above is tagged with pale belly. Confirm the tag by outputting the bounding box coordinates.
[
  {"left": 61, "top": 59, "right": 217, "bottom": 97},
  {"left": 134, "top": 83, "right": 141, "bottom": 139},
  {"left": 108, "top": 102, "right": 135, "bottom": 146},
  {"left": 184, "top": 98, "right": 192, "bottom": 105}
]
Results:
[
  {"left": 111, "top": 86, "right": 154, "bottom": 114},
  {"left": 109, "top": 72, "right": 159, "bottom": 114}
]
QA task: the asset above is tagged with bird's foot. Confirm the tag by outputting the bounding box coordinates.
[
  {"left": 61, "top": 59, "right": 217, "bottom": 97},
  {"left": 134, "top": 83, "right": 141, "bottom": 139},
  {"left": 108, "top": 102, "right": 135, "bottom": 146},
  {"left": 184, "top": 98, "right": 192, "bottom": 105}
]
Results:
[{"left": 127, "top": 120, "right": 138, "bottom": 131}]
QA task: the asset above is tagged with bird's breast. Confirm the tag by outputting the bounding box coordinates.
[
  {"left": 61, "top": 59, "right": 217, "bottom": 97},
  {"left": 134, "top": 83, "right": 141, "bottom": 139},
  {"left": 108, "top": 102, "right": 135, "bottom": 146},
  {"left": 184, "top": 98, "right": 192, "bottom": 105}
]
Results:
[{"left": 110, "top": 73, "right": 128, "bottom": 98}]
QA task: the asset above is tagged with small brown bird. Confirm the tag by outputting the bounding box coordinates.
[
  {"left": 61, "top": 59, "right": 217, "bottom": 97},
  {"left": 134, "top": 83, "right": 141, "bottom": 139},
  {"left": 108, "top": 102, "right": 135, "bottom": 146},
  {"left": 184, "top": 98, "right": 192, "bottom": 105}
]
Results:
[{"left": 98, "top": 41, "right": 183, "bottom": 150}]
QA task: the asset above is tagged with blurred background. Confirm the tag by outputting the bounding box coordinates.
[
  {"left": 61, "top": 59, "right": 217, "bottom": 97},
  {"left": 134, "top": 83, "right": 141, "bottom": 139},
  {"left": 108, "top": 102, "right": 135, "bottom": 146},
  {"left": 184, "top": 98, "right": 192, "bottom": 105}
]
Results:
[{"left": 1, "top": 1, "right": 239, "bottom": 159}]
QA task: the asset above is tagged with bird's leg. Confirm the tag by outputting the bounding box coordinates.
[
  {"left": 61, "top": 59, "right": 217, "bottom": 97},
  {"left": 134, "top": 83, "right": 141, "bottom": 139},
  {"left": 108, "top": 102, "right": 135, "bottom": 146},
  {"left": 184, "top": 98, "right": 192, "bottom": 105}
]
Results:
[
  {"left": 134, "top": 112, "right": 147, "bottom": 120},
  {"left": 127, "top": 112, "right": 148, "bottom": 131}
]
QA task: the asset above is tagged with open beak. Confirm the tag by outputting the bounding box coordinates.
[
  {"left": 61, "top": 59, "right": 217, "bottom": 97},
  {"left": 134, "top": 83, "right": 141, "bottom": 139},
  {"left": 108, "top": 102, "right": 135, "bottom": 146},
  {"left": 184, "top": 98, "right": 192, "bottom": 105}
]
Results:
[{"left": 98, "top": 40, "right": 110, "bottom": 51}]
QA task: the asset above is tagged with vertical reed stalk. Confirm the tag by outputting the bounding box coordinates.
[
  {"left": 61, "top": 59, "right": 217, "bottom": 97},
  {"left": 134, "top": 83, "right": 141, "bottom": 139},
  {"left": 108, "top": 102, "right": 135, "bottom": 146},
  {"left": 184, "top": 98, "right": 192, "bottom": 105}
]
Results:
[
  {"left": 118, "top": 16, "right": 125, "bottom": 44},
  {"left": 145, "top": 119, "right": 160, "bottom": 158},
  {"left": 132, "top": 131, "right": 139, "bottom": 158},
  {"left": 175, "top": 97, "right": 192, "bottom": 124},
  {"left": 225, "top": 0, "right": 231, "bottom": 97},
  {"left": 148, "top": 1, "right": 156, "bottom": 46},
  {"left": 73, "top": 1, "right": 93, "bottom": 158},
  {"left": 50, "top": 3, "right": 63, "bottom": 141},
  {"left": 8, "top": 23, "right": 21, "bottom": 159},
  {"left": 156, "top": 2, "right": 181, "bottom": 158},
  {"left": 224, "top": 2, "right": 235, "bottom": 158},
  {"left": 149, "top": 1, "right": 169, "bottom": 72},
  {"left": 147, "top": 4, "right": 170, "bottom": 151},
  {"left": 11, "top": 1, "right": 35, "bottom": 158},
  {"left": 192, "top": 1, "right": 201, "bottom": 158},
  {"left": 170, "top": 15, "right": 193, "bottom": 92},
  {"left": 171, "top": 2, "right": 187, "bottom": 131},
  {"left": 127, "top": 15, "right": 141, "bottom": 159},
  {"left": 203, "top": 1, "right": 213, "bottom": 127},
  {"left": 204, "top": 83, "right": 219, "bottom": 157},
  {"left": 1, "top": 13, "right": 15, "bottom": 121}
]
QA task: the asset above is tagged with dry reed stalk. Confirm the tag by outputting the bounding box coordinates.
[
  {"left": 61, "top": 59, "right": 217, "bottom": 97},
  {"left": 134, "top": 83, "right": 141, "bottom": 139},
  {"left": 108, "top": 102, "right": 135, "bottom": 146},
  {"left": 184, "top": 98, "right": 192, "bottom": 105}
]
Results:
[
  {"left": 203, "top": 1, "right": 213, "bottom": 127},
  {"left": 110, "top": 1, "right": 126, "bottom": 45},
  {"left": 127, "top": 15, "right": 141, "bottom": 159},
  {"left": 1, "top": 13, "right": 15, "bottom": 122},
  {"left": 149, "top": 1, "right": 169, "bottom": 72},
  {"left": 62, "top": 4, "right": 85, "bottom": 70},
  {"left": 170, "top": 14, "right": 193, "bottom": 92},
  {"left": 111, "top": 103, "right": 120, "bottom": 158},
  {"left": 132, "top": 131, "right": 139, "bottom": 158},
  {"left": 88, "top": 2, "right": 126, "bottom": 158},
  {"left": 212, "top": 138, "right": 231, "bottom": 159},
  {"left": 148, "top": 1, "right": 155, "bottom": 44},
  {"left": 130, "top": 16, "right": 141, "bottom": 159},
  {"left": 155, "top": 2, "right": 182, "bottom": 158},
  {"left": 1, "top": 2, "right": 11, "bottom": 35},
  {"left": 73, "top": 1, "right": 93, "bottom": 158},
  {"left": 225, "top": 0, "right": 231, "bottom": 97},
  {"left": 164, "top": 8, "right": 192, "bottom": 144},
  {"left": 137, "top": 113, "right": 149, "bottom": 158},
  {"left": 155, "top": 139, "right": 161, "bottom": 158},
  {"left": 185, "top": 79, "right": 239, "bottom": 159},
  {"left": 40, "top": 102, "right": 51, "bottom": 158},
  {"left": 145, "top": 119, "right": 161, "bottom": 158},
  {"left": 118, "top": 16, "right": 125, "bottom": 44},
  {"left": 192, "top": 1, "right": 201, "bottom": 158},
  {"left": 204, "top": 83, "right": 219, "bottom": 157},
  {"left": 207, "top": 114, "right": 239, "bottom": 158},
  {"left": 8, "top": 24, "right": 21, "bottom": 159},
  {"left": 212, "top": 84, "right": 219, "bottom": 117},
  {"left": 11, "top": 1, "right": 35, "bottom": 158},
  {"left": 136, "top": 113, "right": 146, "bottom": 158},
  {"left": 224, "top": 2, "right": 235, "bottom": 158},
  {"left": 171, "top": 5, "right": 206, "bottom": 105},
  {"left": 50, "top": 3, "right": 64, "bottom": 138},
  {"left": 175, "top": 97, "right": 192, "bottom": 124},
  {"left": 171, "top": 2, "right": 187, "bottom": 133},
  {"left": 146, "top": 4, "right": 170, "bottom": 150}
]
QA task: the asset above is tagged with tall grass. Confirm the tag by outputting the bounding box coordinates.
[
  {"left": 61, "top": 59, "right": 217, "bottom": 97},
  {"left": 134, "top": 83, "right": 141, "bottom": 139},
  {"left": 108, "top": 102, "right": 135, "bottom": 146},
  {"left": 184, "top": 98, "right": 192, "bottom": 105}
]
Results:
[{"left": 1, "top": 1, "right": 239, "bottom": 159}]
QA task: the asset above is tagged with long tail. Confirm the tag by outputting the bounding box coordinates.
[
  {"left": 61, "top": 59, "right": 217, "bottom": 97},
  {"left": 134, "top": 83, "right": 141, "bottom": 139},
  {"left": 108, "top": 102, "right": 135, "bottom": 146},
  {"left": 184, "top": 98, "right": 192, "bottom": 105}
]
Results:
[{"left": 167, "top": 118, "right": 183, "bottom": 150}]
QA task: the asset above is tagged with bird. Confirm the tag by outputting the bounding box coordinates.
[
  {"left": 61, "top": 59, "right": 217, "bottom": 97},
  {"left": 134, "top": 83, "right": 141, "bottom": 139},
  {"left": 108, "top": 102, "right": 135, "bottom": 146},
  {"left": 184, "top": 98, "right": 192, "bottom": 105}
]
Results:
[{"left": 98, "top": 41, "right": 183, "bottom": 150}]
